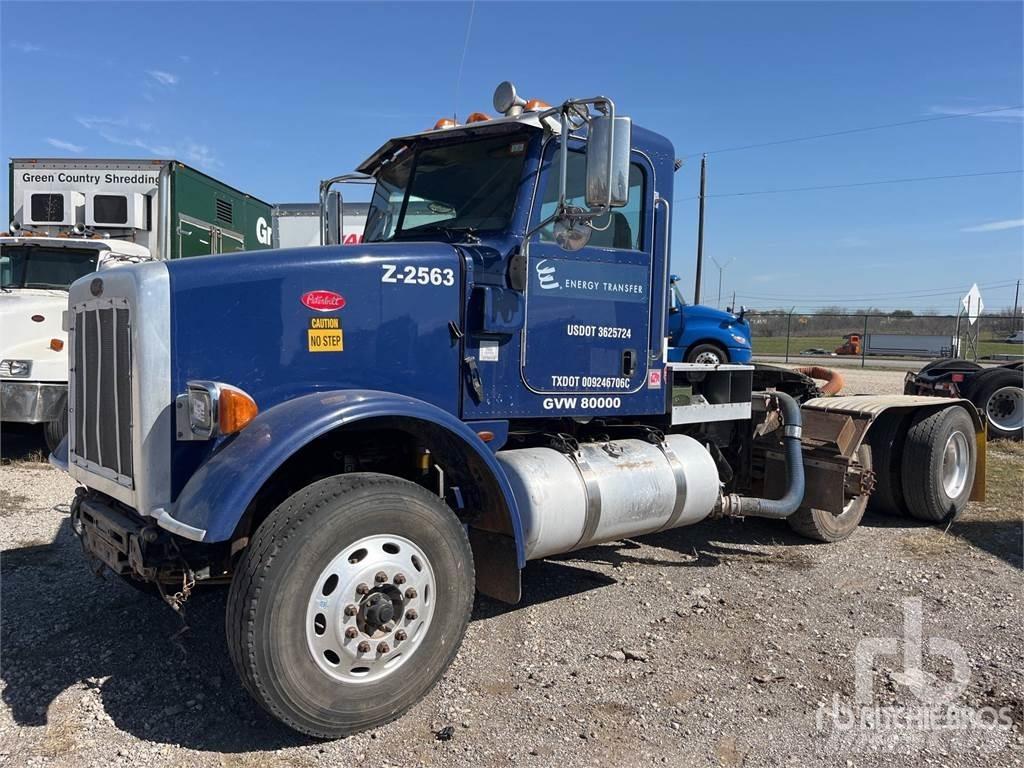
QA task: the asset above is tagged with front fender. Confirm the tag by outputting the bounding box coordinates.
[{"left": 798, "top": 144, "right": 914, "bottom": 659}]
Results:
[{"left": 166, "top": 389, "right": 525, "bottom": 564}]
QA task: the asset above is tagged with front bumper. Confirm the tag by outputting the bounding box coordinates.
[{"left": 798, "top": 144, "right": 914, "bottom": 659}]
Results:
[{"left": 0, "top": 380, "right": 66, "bottom": 423}]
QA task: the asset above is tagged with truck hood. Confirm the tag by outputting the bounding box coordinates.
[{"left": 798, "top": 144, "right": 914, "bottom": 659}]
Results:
[
  {"left": 0, "top": 289, "right": 68, "bottom": 380},
  {"left": 683, "top": 304, "right": 744, "bottom": 326}
]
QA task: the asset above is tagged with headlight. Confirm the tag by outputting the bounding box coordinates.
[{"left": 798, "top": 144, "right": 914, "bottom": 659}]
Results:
[
  {"left": 730, "top": 332, "right": 749, "bottom": 345},
  {"left": 177, "top": 381, "right": 259, "bottom": 441},
  {"left": 0, "top": 360, "right": 32, "bottom": 377}
]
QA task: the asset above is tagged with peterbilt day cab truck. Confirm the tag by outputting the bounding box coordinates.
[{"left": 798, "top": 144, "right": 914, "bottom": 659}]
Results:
[
  {"left": 55, "top": 83, "right": 986, "bottom": 739},
  {"left": 2, "top": 158, "right": 273, "bottom": 449}
]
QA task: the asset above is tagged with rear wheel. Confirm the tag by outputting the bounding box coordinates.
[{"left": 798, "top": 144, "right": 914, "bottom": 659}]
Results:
[
  {"left": 865, "top": 411, "right": 910, "bottom": 515},
  {"left": 686, "top": 343, "right": 728, "bottom": 365},
  {"left": 901, "top": 407, "right": 976, "bottom": 523},
  {"left": 966, "top": 367, "right": 1023, "bottom": 441},
  {"left": 227, "top": 473, "right": 475, "bottom": 738},
  {"left": 788, "top": 444, "right": 872, "bottom": 542}
]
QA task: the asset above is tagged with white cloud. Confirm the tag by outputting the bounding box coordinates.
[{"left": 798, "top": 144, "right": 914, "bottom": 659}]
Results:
[
  {"left": 46, "top": 137, "right": 84, "bottom": 153},
  {"left": 76, "top": 115, "right": 219, "bottom": 168},
  {"left": 146, "top": 69, "right": 179, "bottom": 86},
  {"left": 929, "top": 105, "right": 1023, "bottom": 122},
  {"left": 961, "top": 218, "right": 1024, "bottom": 233},
  {"left": 11, "top": 41, "right": 43, "bottom": 53}
]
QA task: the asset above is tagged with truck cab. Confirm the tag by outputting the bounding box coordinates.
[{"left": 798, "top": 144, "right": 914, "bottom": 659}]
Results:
[
  {"left": 56, "top": 83, "right": 985, "bottom": 740},
  {"left": 665, "top": 274, "right": 752, "bottom": 364},
  {"left": 0, "top": 234, "right": 150, "bottom": 448}
]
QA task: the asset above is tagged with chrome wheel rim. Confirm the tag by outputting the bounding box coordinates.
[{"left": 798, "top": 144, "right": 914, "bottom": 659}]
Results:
[
  {"left": 986, "top": 386, "right": 1024, "bottom": 433},
  {"left": 941, "top": 431, "right": 970, "bottom": 499},
  {"left": 693, "top": 350, "right": 722, "bottom": 365},
  {"left": 305, "top": 534, "right": 436, "bottom": 684}
]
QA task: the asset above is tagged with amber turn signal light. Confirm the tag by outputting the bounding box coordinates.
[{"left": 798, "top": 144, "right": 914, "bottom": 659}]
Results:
[
  {"left": 49, "top": 338, "right": 64, "bottom": 352},
  {"left": 218, "top": 386, "right": 259, "bottom": 434}
]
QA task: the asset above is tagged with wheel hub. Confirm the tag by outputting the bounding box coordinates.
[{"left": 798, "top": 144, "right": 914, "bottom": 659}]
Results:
[
  {"left": 305, "top": 534, "right": 435, "bottom": 684},
  {"left": 941, "top": 431, "right": 970, "bottom": 498},
  {"left": 986, "top": 386, "right": 1023, "bottom": 432}
]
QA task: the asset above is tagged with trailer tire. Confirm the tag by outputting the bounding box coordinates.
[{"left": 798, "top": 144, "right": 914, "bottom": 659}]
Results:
[
  {"left": 686, "top": 343, "right": 728, "bottom": 365},
  {"left": 865, "top": 411, "right": 909, "bottom": 515},
  {"left": 43, "top": 407, "right": 68, "bottom": 454},
  {"left": 900, "top": 407, "right": 976, "bottom": 523},
  {"left": 787, "top": 445, "right": 872, "bottom": 542},
  {"left": 226, "top": 473, "right": 475, "bottom": 739},
  {"left": 966, "top": 367, "right": 1023, "bottom": 440}
]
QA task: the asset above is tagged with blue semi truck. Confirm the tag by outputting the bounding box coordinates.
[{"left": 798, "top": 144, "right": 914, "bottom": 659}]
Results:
[{"left": 55, "top": 83, "right": 985, "bottom": 738}]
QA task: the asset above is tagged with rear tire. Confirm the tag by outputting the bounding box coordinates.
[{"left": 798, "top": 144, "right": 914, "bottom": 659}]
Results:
[
  {"left": 788, "top": 445, "right": 872, "bottom": 542},
  {"left": 865, "top": 411, "right": 909, "bottom": 515},
  {"left": 686, "top": 343, "right": 728, "bottom": 365},
  {"left": 901, "top": 407, "right": 976, "bottom": 523},
  {"left": 226, "top": 473, "right": 475, "bottom": 738},
  {"left": 966, "top": 367, "right": 1023, "bottom": 441}
]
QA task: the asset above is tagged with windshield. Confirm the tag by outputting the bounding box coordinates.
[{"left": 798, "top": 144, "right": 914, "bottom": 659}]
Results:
[
  {"left": 0, "top": 245, "right": 100, "bottom": 290},
  {"left": 364, "top": 133, "right": 529, "bottom": 242}
]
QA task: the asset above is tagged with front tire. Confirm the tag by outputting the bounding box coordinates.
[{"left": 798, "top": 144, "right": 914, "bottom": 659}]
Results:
[
  {"left": 686, "top": 343, "right": 728, "bottom": 365},
  {"left": 227, "top": 473, "right": 475, "bottom": 738},
  {"left": 43, "top": 406, "right": 68, "bottom": 453}
]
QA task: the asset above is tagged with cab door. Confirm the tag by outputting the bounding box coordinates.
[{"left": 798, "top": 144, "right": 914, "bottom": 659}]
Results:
[{"left": 521, "top": 144, "right": 654, "bottom": 398}]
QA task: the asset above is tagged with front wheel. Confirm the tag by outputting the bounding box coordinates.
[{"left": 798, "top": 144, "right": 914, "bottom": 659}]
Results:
[
  {"left": 226, "top": 473, "right": 475, "bottom": 738},
  {"left": 686, "top": 343, "right": 728, "bottom": 365}
]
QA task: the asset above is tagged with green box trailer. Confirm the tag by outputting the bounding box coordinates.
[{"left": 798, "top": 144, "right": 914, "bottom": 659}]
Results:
[{"left": 7, "top": 157, "right": 273, "bottom": 259}]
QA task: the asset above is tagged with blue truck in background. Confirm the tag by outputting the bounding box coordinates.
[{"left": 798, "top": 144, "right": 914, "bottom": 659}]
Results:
[
  {"left": 55, "top": 82, "right": 985, "bottom": 738},
  {"left": 667, "top": 274, "right": 752, "bottom": 364}
]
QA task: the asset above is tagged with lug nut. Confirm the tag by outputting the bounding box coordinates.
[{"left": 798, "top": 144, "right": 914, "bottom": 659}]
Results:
[
  {"left": 377, "top": 642, "right": 390, "bottom": 654},
  {"left": 375, "top": 571, "right": 388, "bottom": 583},
  {"left": 405, "top": 609, "right": 418, "bottom": 621},
  {"left": 357, "top": 641, "right": 371, "bottom": 653},
  {"left": 383, "top": 622, "right": 394, "bottom": 632},
  {"left": 393, "top": 573, "right": 406, "bottom": 585},
  {"left": 395, "top": 629, "right": 407, "bottom": 642},
  {"left": 404, "top": 587, "right": 417, "bottom": 599},
  {"left": 345, "top": 627, "right": 359, "bottom": 639},
  {"left": 344, "top": 604, "right": 358, "bottom": 616},
  {"left": 356, "top": 583, "right": 369, "bottom": 595}
]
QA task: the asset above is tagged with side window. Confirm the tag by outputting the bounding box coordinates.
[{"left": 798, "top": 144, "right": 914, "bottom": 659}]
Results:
[{"left": 538, "top": 149, "right": 645, "bottom": 250}]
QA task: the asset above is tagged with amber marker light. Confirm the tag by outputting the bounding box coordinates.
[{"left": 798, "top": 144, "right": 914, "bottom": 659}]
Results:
[
  {"left": 466, "top": 112, "right": 492, "bottom": 123},
  {"left": 433, "top": 118, "right": 458, "bottom": 130},
  {"left": 218, "top": 385, "right": 259, "bottom": 435},
  {"left": 524, "top": 99, "right": 550, "bottom": 112},
  {"left": 49, "top": 338, "right": 64, "bottom": 352}
]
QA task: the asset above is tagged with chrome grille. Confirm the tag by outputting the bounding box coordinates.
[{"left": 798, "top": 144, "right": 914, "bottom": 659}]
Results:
[{"left": 70, "top": 298, "right": 134, "bottom": 486}]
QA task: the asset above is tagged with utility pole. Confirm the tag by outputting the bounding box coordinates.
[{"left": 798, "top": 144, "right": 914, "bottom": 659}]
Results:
[
  {"left": 694, "top": 154, "right": 707, "bottom": 305},
  {"left": 1014, "top": 279, "right": 1021, "bottom": 328}
]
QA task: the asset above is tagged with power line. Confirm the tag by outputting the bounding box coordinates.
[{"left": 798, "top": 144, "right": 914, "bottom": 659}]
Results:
[
  {"left": 676, "top": 169, "right": 1022, "bottom": 200},
  {"left": 734, "top": 279, "right": 1021, "bottom": 303},
  {"left": 680, "top": 104, "right": 1024, "bottom": 159}
]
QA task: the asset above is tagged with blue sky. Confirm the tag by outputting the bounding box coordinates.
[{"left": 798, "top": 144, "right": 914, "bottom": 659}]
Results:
[{"left": 2, "top": 1, "right": 1021, "bottom": 312}]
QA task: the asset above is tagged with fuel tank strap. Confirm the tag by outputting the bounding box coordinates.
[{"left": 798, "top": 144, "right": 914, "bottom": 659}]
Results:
[
  {"left": 656, "top": 439, "right": 689, "bottom": 531},
  {"left": 570, "top": 448, "right": 602, "bottom": 551}
]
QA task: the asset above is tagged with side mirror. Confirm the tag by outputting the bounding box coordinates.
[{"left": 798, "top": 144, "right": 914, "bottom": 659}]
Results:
[{"left": 586, "top": 115, "right": 632, "bottom": 209}]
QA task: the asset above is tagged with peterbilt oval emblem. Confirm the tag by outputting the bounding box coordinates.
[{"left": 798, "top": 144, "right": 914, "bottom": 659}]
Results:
[
  {"left": 301, "top": 290, "right": 346, "bottom": 312},
  {"left": 90, "top": 278, "right": 104, "bottom": 296}
]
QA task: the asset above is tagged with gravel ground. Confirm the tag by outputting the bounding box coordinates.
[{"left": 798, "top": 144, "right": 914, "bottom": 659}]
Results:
[{"left": 1, "top": 377, "right": 1021, "bottom": 768}]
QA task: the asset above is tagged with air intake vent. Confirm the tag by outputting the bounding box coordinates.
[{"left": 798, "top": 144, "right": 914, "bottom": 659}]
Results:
[{"left": 215, "top": 198, "right": 233, "bottom": 224}]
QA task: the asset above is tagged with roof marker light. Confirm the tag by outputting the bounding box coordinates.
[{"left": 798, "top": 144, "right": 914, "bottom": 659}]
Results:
[
  {"left": 466, "top": 112, "right": 492, "bottom": 123},
  {"left": 433, "top": 118, "right": 458, "bottom": 130},
  {"left": 524, "top": 99, "right": 550, "bottom": 112}
]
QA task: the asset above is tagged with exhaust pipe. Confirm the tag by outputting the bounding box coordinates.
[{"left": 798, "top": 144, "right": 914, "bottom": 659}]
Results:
[{"left": 717, "top": 391, "right": 805, "bottom": 519}]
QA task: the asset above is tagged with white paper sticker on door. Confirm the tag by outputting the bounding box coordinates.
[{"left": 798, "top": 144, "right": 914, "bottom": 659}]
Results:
[{"left": 479, "top": 340, "right": 499, "bottom": 362}]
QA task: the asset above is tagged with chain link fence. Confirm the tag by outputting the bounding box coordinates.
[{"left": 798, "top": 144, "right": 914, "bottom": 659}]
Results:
[{"left": 747, "top": 311, "right": 1024, "bottom": 366}]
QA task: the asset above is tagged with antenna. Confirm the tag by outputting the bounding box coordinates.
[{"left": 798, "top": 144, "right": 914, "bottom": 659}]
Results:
[{"left": 453, "top": 0, "right": 477, "bottom": 121}]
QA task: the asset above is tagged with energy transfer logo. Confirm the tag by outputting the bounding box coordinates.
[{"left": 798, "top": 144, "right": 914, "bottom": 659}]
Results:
[
  {"left": 535, "top": 259, "right": 560, "bottom": 290},
  {"left": 817, "top": 598, "right": 1013, "bottom": 755}
]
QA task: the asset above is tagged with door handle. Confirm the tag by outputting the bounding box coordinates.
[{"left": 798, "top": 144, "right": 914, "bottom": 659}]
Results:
[{"left": 622, "top": 349, "right": 637, "bottom": 376}]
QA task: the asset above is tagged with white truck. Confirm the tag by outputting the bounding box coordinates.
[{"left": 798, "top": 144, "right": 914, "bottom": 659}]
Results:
[
  {"left": 1, "top": 157, "right": 271, "bottom": 449},
  {"left": 271, "top": 201, "right": 369, "bottom": 248}
]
